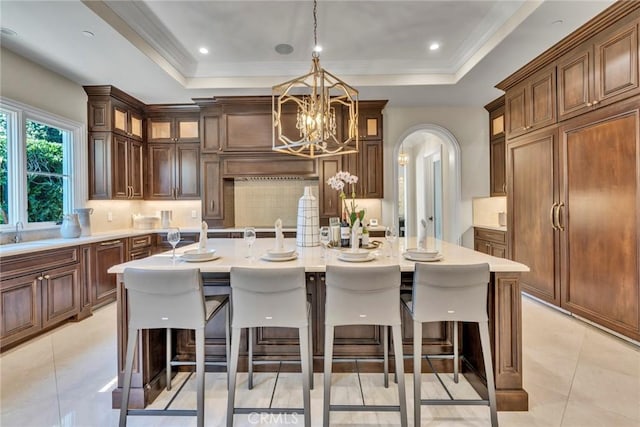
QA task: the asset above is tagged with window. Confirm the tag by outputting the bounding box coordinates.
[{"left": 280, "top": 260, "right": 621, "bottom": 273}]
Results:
[{"left": 0, "top": 98, "right": 86, "bottom": 228}]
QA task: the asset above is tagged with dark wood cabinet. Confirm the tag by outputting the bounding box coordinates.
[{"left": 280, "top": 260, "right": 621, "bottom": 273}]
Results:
[
  {"left": 474, "top": 227, "right": 507, "bottom": 259},
  {"left": 0, "top": 247, "right": 81, "bottom": 349},
  {"left": 505, "top": 65, "right": 556, "bottom": 138},
  {"left": 128, "top": 234, "right": 153, "bottom": 260},
  {"left": 147, "top": 143, "right": 200, "bottom": 200},
  {"left": 147, "top": 114, "right": 199, "bottom": 143},
  {"left": 485, "top": 96, "right": 506, "bottom": 196},
  {"left": 85, "top": 86, "right": 146, "bottom": 200},
  {"left": 558, "top": 16, "right": 639, "bottom": 121},
  {"left": 201, "top": 114, "right": 222, "bottom": 153},
  {"left": 91, "top": 239, "right": 125, "bottom": 308},
  {"left": 318, "top": 156, "right": 342, "bottom": 223},
  {"left": 202, "top": 155, "right": 234, "bottom": 228},
  {"left": 155, "top": 232, "right": 199, "bottom": 253}
]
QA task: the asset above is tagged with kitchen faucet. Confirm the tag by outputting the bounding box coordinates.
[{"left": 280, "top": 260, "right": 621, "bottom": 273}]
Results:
[{"left": 14, "top": 221, "right": 24, "bottom": 243}]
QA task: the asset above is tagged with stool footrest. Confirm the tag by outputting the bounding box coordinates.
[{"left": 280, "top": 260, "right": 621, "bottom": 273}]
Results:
[
  {"left": 233, "top": 408, "right": 303, "bottom": 414},
  {"left": 421, "top": 399, "right": 489, "bottom": 406},
  {"left": 330, "top": 404, "right": 401, "bottom": 412},
  {"left": 127, "top": 409, "right": 197, "bottom": 417}
]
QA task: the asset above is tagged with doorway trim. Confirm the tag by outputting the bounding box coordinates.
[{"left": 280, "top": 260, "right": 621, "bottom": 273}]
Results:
[{"left": 392, "top": 124, "right": 462, "bottom": 244}]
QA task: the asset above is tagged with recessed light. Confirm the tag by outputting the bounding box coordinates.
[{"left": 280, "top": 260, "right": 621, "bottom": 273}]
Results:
[
  {"left": 199, "top": 47, "right": 209, "bottom": 55},
  {"left": 0, "top": 28, "right": 17, "bottom": 37},
  {"left": 275, "top": 43, "right": 294, "bottom": 55},
  {"left": 429, "top": 42, "right": 440, "bottom": 51},
  {"left": 82, "top": 30, "right": 95, "bottom": 38}
]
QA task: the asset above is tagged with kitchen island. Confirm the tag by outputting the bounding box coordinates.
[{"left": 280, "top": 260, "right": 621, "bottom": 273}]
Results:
[{"left": 108, "top": 238, "right": 529, "bottom": 411}]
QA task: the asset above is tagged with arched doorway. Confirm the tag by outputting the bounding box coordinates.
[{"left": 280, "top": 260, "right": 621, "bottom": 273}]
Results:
[{"left": 392, "top": 124, "right": 461, "bottom": 244}]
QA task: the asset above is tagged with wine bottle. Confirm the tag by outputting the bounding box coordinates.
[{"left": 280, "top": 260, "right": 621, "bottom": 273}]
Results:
[{"left": 340, "top": 214, "right": 350, "bottom": 247}]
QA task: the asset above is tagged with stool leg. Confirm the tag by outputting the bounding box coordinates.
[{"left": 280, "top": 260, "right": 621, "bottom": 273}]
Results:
[
  {"left": 248, "top": 327, "right": 254, "bottom": 390},
  {"left": 413, "top": 320, "right": 422, "bottom": 427},
  {"left": 166, "top": 328, "right": 172, "bottom": 391},
  {"left": 225, "top": 304, "right": 231, "bottom": 390},
  {"left": 392, "top": 324, "right": 408, "bottom": 427},
  {"left": 119, "top": 328, "right": 138, "bottom": 427},
  {"left": 308, "top": 316, "right": 314, "bottom": 390},
  {"left": 479, "top": 321, "right": 498, "bottom": 427},
  {"left": 226, "top": 327, "right": 241, "bottom": 427},
  {"left": 196, "top": 328, "right": 205, "bottom": 427},
  {"left": 323, "top": 325, "right": 334, "bottom": 427},
  {"left": 453, "top": 321, "right": 459, "bottom": 384},
  {"left": 299, "top": 326, "right": 311, "bottom": 427},
  {"left": 384, "top": 325, "right": 389, "bottom": 388}
]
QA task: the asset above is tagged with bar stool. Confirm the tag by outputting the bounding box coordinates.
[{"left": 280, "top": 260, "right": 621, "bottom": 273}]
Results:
[
  {"left": 227, "top": 267, "right": 312, "bottom": 427},
  {"left": 403, "top": 262, "right": 498, "bottom": 426},
  {"left": 119, "top": 267, "right": 229, "bottom": 427},
  {"left": 324, "top": 265, "right": 408, "bottom": 427}
]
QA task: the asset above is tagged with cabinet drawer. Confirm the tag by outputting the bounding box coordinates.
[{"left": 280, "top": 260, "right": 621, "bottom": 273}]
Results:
[
  {"left": 129, "top": 248, "right": 152, "bottom": 261},
  {"left": 129, "top": 235, "right": 152, "bottom": 249},
  {"left": 0, "top": 247, "right": 79, "bottom": 280},
  {"left": 474, "top": 228, "right": 506, "bottom": 245}
]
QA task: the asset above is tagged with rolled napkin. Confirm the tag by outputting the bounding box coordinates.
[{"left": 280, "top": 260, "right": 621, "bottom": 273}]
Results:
[
  {"left": 274, "top": 218, "right": 284, "bottom": 250},
  {"left": 419, "top": 218, "right": 428, "bottom": 249},
  {"left": 351, "top": 218, "right": 361, "bottom": 251},
  {"left": 198, "top": 221, "right": 208, "bottom": 250}
]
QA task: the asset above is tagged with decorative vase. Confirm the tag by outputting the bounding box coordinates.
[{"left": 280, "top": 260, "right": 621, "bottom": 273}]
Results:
[
  {"left": 74, "top": 208, "right": 93, "bottom": 236},
  {"left": 296, "top": 186, "right": 319, "bottom": 247},
  {"left": 60, "top": 214, "right": 81, "bottom": 238}
]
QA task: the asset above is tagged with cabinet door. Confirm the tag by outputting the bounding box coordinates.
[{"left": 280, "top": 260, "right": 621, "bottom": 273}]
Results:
[
  {"left": 361, "top": 140, "right": 383, "bottom": 198},
  {"left": 202, "top": 156, "right": 223, "bottom": 220},
  {"left": 507, "top": 129, "right": 560, "bottom": 305},
  {"left": 176, "top": 117, "right": 200, "bottom": 143},
  {"left": 93, "top": 240, "right": 125, "bottom": 307},
  {"left": 490, "top": 136, "right": 506, "bottom": 196},
  {"left": 0, "top": 275, "right": 41, "bottom": 347},
  {"left": 505, "top": 84, "right": 527, "bottom": 138},
  {"left": 318, "top": 157, "right": 342, "bottom": 221},
  {"left": 558, "top": 44, "right": 593, "bottom": 120},
  {"left": 88, "top": 100, "right": 110, "bottom": 132},
  {"left": 176, "top": 143, "right": 200, "bottom": 199},
  {"left": 490, "top": 104, "right": 505, "bottom": 140},
  {"left": 202, "top": 115, "right": 221, "bottom": 153},
  {"left": 490, "top": 244, "right": 507, "bottom": 259},
  {"left": 224, "top": 112, "right": 273, "bottom": 151},
  {"left": 88, "top": 132, "right": 111, "bottom": 199},
  {"left": 529, "top": 67, "right": 557, "bottom": 131},
  {"left": 474, "top": 239, "right": 491, "bottom": 255},
  {"left": 112, "top": 135, "right": 130, "bottom": 199},
  {"left": 559, "top": 105, "right": 639, "bottom": 339},
  {"left": 129, "top": 111, "right": 143, "bottom": 141},
  {"left": 147, "top": 117, "right": 174, "bottom": 143},
  {"left": 112, "top": 103, "right": 129, "bottom": 136},
  {"left": 147, "top": 144, "right": 175, "bottom": 200},
  {"left": 594, "top": 19, "right": 640, "bottom": 106},
  {"left": 129, "top": 139, "right": 144, "bottom": 199},
  {"left": 41, "top": 264, "right": 80, "bottom": 328},
  {"left": 359, "top": 109, "right": 383, "bottom": 140}
]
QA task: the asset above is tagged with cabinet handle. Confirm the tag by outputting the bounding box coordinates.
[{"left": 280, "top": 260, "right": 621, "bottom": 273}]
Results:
[
  {"left": 100, "top": 240, "right": 121, "bottom": 246},
  {"left": 502, "top": 183, "right": 506, "bottom": 193},
  {"left": 587, "top": 102, "right": 593, "bottom": 107},
  {"left": 556, "top": 202, "right": 565, "bottom": 231},
  {"left": 550, "top": 203, "right": 559, "bottom": 230},
  {"left": 210, "top": 200, "right": 215, "bottom": 210},
  {"left": 43, "top": 274, "right": 50, "bottom": 280},
  {"left": 592, "top": 100, "right": 599, "bottom": 105},
  {"left": 329, "top": 198, "right": 332, "bottom": 208},
  {"left": 309, "top": 275, "right": 315, "bottom": 282}
]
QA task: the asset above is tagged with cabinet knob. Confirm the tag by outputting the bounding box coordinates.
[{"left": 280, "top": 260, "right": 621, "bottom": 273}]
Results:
[
  {"left": 309, "top": 275, "right": 315, "bottom": 282},
  {"left": 37, "top": 275, "right": 44, "bottom": 281},
  {"left": 587, "top": 102, "right": 593, "bottom": 107},
  {"left": 43, "top": 274, "right": 50, "bottom": 280},
  {"left": 592, "top": 100, "right": 599, "bottom": 105}
]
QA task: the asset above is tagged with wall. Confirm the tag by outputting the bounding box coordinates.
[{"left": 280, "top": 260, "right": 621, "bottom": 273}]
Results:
[
  {"left": 0, "top": 48, "right": 87, "bottom": 124},
  {"left": 382, "top": 106, "right": 490, "bottom": 248}
]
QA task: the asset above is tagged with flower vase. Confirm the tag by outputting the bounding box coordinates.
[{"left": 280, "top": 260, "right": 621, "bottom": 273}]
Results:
[{"left": 296, "top": 186, "right": 319, "bottom": 247}]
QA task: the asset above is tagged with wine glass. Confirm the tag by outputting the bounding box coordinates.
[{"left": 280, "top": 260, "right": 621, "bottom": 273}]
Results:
[
  {"left": 243, "top": 227, "right": 256, "bottom": 259},
  {"left": 385, "top": 226, "right": 397, "bottom": 258},
  {"left": 167, "top": 227, "right": 181, "bottom": 262},
  {"left": 319, "top": 226, "right": 331, "bottom": 258}
]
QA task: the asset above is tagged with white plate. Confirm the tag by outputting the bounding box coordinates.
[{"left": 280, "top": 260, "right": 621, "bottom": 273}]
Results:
[
  {"left": 405, "top": 247, "right": 439, "bottom": 256},
  {"left": 182, "top": 248, "right": 217, "bottom": 260},
  {"left": 266, "top": 248, "right": 297, "bottom": 258},
  {"left": 403, "top": 253, "right": 444, "bottom": 262},
  {"left": 339, "top": 249, "right": 371, "bottom": 260},
  {"left": 261, "top": 253, "right": 298, "bottom": 262},
  {"left": 338, "top": 253, "right": 376, "bottom": 263},
  {"left": 181, "top": 254, "right": 221, "bottom": 263}
]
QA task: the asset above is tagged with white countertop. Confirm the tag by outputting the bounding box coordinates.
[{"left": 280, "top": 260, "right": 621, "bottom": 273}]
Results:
[{"left": 107, "top": 237, "right": 529, "bottom": 274}]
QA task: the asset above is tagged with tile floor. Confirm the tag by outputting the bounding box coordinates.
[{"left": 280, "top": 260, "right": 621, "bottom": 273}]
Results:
[{"left": 1, "top": 295, "right": 638, "bottom": 427}]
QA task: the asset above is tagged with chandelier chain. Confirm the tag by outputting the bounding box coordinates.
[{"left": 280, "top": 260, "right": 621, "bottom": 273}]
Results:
[{"left": 313, "top": 0, "right": 318, "bottom": 50}]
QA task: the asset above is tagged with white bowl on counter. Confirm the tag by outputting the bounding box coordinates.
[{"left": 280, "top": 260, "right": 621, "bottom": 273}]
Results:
[
  {"left": 182, "top": 248, "right": 217, "bottom": 261},
  {"left": 339, "top": 248, "right": 371, "bottom": 260},
  {"left": 266, "top": 248, "right": 297, "bottom": 258}
]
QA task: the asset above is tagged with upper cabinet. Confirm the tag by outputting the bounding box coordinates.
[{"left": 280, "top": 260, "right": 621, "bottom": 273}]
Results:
[
  {"left": 558, "top": 17, "right": 639, "bottom": 121},
  {"left": 505, "top": 65, "right": 557, "bottom": 139},
  {"left": 85, "top": 86, "right": 146, "bottom": 200},
  {"left": 485, "top": 96, "right": 506, "bottom": 196},
  {"left": 341, "top": 100, "right": 387, "bottom": 199},
  {"left": 147, "top": 114, "right": 200, "bottom": 143}
]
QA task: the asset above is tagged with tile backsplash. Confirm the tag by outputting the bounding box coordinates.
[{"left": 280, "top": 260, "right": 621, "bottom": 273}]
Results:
[
  {"left": 86, "top": 200, "right": 202, "bottom": 232},
  {"left": 472, "top": 196, "right": 507, "bottom": 227},
  {"left": 234, "top": 179, "right": 318, "bottom": 227}
]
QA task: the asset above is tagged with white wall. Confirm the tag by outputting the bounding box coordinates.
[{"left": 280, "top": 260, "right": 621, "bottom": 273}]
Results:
[
  {"left": 382, "top": 107, "right": 490, "bottom": 248},
  {"left": 0, "top": 48, "right": 87, "bottom": 124}
]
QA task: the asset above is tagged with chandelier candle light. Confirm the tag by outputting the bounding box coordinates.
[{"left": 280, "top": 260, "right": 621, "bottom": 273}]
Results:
[
  {"left": 327, "top": 171, "right": 364, "bottom": 227},
  {"left": 272, "top": 0, "right": 359, "bottom": 158}
]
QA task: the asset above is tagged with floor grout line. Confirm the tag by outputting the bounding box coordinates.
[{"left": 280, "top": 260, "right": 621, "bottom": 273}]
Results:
[
  {"left": 49, "top": 335, "right": 63, "bottom": 426},
  {"left": 557, "top": 322, "right": 587, "bottom": 427}
]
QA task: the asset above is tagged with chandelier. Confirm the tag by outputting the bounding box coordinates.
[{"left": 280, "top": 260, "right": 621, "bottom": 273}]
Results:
[
  {"left": 398, "top": 143, "right": 409, "bottom": 166},
  {"left": 272, "top": 0, "right": 358, "bottom": 158}
]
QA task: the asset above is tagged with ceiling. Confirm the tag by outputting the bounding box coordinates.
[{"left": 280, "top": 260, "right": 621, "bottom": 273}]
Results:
[{"left": 0, "top": 0, "right": 614, "bottom": 107}]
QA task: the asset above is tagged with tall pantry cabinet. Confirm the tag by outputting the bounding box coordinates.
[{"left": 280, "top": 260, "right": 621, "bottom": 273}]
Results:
[{"left": 501, "top": 3, "right": 640, "bottom": 341}]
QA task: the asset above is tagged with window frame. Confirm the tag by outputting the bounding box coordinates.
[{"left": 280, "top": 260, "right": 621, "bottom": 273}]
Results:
[{"left": 0, "top": 97, "right": 87, "bottom": 230}]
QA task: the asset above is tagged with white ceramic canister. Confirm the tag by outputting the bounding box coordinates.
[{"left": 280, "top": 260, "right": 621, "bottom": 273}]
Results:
[
  {"left": 74, "top": 208, "right": 94, "bottom": 236},
  {"left": 60, "top": 213, "right": 82, "bottom": 238},
  {"left": 296, "top": 186, "right": 319, "bottom": 247}
]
